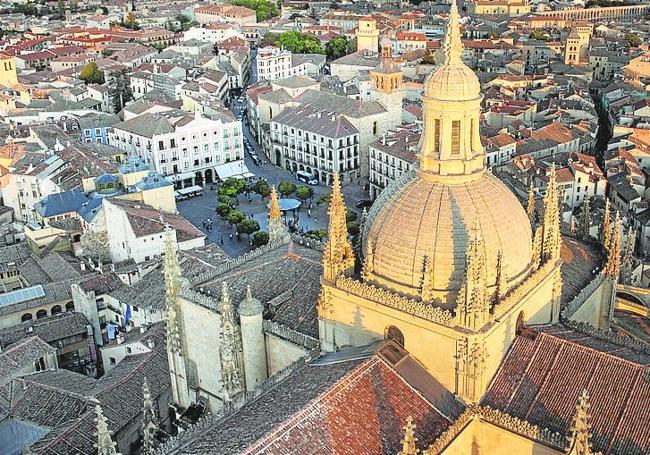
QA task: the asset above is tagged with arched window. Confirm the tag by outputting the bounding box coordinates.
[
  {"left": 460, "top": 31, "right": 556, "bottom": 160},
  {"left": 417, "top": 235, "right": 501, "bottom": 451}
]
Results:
[
  {"left": 373, "top": 121, "right": 378, "bottom": 135},
  {"left": 36, "top": 309, "right": 47, "bottom": 319},
  {"left": 66, "top": 301, "right": 75, "bottom": 311},
  {"left": 385, "top": 325, "right": 404, "bottom": 347},
  {"left": 51, "top": 305, "right": 62, "bottom": 315},
  {"left": 22, "top": 313, "right": 33, "bottom": 322}
]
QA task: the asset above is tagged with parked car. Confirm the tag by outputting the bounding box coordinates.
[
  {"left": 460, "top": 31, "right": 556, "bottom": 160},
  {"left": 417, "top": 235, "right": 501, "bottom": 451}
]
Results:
[
  {"left": 296, "top": 171, "right": 318, "bottom": 185},
  {"left": 250, "top": 153, "right": 262, "bottom": 166}
]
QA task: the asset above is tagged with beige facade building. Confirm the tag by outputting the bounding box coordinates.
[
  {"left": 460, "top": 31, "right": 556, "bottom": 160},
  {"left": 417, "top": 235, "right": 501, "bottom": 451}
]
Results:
[{"left": 356, "top": 17, "right": 379, "bottom": 53}]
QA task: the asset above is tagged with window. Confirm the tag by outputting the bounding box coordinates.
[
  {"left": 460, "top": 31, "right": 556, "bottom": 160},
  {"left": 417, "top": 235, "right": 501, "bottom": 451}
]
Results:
[
  {"left": 451, "top": 121, "right": 461, "bottom": 154},
  {"left": 434, "top": 119, "right": 441, "bottom": 154},
  {"left": 110, "top": 357, "right": 116, "bottom": 365}
]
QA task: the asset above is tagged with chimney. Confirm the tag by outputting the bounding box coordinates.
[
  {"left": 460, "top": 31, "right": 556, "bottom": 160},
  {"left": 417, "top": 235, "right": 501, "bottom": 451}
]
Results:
[
  {"left": 146, "top": 338, "right": 155, "bottom": 349},
  {"left": 80, "top": 261, "right": 86, "bottom": 271},
  {"left": 116, "top": 334, "right": 124, "bottom": 344},
  {"left": 139, "top": 325, "right": 146, "bottom": 333}
]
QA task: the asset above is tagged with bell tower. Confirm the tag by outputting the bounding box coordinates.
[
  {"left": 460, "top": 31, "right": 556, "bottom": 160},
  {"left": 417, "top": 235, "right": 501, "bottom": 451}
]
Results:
[
  {"left": 356, "top": 17, "right": 379, "bottom": 53},
  {"left": 370, "top": 38, "right": 403, "bottom": 129}
]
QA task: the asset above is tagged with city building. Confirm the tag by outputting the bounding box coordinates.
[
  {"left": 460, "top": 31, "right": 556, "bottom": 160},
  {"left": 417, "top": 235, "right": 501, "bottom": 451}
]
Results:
[
  {"left": 110, "top": 110, "right": 248, "bottom": 186},
  {"left": 356, "top": 17, "right": 380, "bottom": 53},
  {"left": 256, "top": 46, "right": 309, "bottom": 82},
  {"left": 271, "top": 105, "right": 361, "bottom": 184},
  {"left": 368, "top": 124, "right": 419, "bottom": 199}
]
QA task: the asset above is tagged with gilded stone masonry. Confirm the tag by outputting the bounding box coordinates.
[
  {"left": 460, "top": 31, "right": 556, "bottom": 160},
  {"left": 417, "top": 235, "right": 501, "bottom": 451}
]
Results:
[
  {"left": 422, "top": 406, "right": 565, "bottom": 454},
  {"left": 457, "top": 338, "right": 487, "bottom": 402},
  {"left": 316, "top": 286, "right": 332, "bottom": 319},
  {"left": 335, "top": 276, "right": 455, "bottom": 326}
]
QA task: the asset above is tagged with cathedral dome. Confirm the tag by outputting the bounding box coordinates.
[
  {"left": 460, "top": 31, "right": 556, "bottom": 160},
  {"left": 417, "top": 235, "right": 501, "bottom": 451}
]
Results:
[
  {"left": 425, "top": 64, "right": 481, "bottom": 101},
  {"left": 360, "top": 0, "right": 532, "bottom": 305},
  {"left": 363, "top": 172, "right": 532, "bottom": 302}
]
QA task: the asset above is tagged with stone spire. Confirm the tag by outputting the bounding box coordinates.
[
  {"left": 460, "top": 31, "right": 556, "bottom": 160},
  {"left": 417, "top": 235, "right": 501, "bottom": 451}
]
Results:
[
  {"left": 542, "top": 165, "right": 561, "bottom": 263},
  {"left": 219, "top": 282, "right": 243, "bottom": 399},
  {"left": 141, "top": 377, "right": 158, "bottom": 455},
  {"left": 566, "top": 390, "right": 597, "bottom": 455},
  {"left": 443, "top": 0, "right": 463, "bottom": 65},
  {"left": 621, "top": 226, "right": 635, "bottom": 284},
  {"left": 361, "top": 238, "right": 375, "bottom": 281},
  {"left": 605, "top": 213, "right": 621, "bottom": 280},
  {"left": 458, "top": 220, "right": 489, "bottom": 330},
  {"left": 94, "top": 405, "right": 120, "bottom": 455},
  {"left": 602, "top": 197, "right": 611, "bottom": 249},
  {"left": 527, "top": 183, "right": 535, "bottom": 224},
  {"left": 268, "top": 185, "right": 286, "bottom": 242},
  {"left": 163, "top": 229, "right": 183, "bottom": 354},
  {"left": 532, "top": 227, "right": 543, "bottom": 270},
  {"left": 579, "top": 197, "right": 590, "bottom": 240},
  {"left": 322, "top": 174, "right": 355, "bottom": 282},
  {"left": 398, "top": 416, "right": 419, "bottom": 455}
]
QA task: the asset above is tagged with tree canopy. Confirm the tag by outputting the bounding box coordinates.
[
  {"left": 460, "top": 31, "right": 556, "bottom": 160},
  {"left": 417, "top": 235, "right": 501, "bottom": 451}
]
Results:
[
  {"left": 238, "top": 219, "right": 261, "bottom": 237},
  {"left": 108, "top": 69, "right": 133, "bottom": 113},
  {"left": 624, "top": 33, "right": 642, "bottom": 47},
  {"left": 274, "top": 31, "right": 324, "bottom": 54},
  {"left": 252, "top": 230, "right": 269, "bottom": 247},
  {"left": 230, "top": 0, "right": 278, "bottom": 22},
  {"left": 226, "top": 210, "right": 246, "bottom": 226},
  {"left": 278, "top": 181, "right": 297, "bottom": 197},
  {"left": 79, "top": 62, "right": 105, "bottom": 85},
  {"left": 325, "top": 36, "right": 354, "bottom": 60},
  {"left": 123, "top": 11, "right": 139, "bottom": 30},
  {"left": 295, "top": 185, "right": 314, "bottom": 203},
  {"left": 252, "top": 180, "right": 270, "bottom": 200}
]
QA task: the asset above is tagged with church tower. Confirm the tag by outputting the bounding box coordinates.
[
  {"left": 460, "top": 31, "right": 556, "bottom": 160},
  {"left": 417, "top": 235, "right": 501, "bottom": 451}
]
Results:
[
  {"left": 370, "top": 38, "right": 403, "bottom": 130},
  {"left": 356, "top": 17, "right": 379, "bottom": 53},
  {"left": 322, "top": 174, "right": 355, "bottom": 283}
]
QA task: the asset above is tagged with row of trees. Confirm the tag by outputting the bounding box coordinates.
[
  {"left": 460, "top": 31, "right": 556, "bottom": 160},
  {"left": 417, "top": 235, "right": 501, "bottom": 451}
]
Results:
[
  {"left": 260, "top": 32, "right": 355, "bottom": 59},
  {"left": 215, "top": 178, "right": 269, "bottom": 247}
]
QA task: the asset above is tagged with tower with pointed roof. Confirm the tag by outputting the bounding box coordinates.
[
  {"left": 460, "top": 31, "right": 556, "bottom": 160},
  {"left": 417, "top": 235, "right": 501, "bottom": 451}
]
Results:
[
  {"left": 268, "top": 185, "right": 287, "bottom": 242},
  {"left": 238, "top": 285, "right": 267, "bottom": 391},
  {"left": 163, "top": 229, "right": 191, "bottom": 409},
  {"left": 322, "top": 174, "right": 355, "bottom": 283}
]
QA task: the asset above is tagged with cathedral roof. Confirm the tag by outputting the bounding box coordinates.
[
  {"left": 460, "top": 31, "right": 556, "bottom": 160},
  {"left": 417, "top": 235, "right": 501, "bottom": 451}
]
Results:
[
  {"left": 483, "top": 324, "right": 650, "bottom": 454},
  {"left": 160, "top": 342, "right": 462, "bottom": 454}
]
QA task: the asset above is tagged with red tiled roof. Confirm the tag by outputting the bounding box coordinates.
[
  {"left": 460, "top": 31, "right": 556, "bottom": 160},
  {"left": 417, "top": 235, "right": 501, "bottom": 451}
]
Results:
[
  {"left": 396, "top": 31, "right": 426, "bottom": 41},
  {"left": 245, "top": 356, "right": 453, "bottom": 454},
  {"left": 483, "top": 326, "right": 650, "bottom": 454}
]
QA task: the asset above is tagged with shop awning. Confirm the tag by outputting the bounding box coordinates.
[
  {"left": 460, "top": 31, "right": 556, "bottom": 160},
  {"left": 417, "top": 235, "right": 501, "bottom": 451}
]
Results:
[{"left": 215, "top": 161, "right": 254, "bottom": 180}]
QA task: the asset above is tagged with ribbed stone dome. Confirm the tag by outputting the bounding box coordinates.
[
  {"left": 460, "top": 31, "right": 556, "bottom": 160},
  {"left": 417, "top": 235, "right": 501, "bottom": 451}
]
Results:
[
  {"left": 425, "top": 64, "right": 481, "bottom": 101},
  {"left": 363, "top": 171, "right": 532, "bottom": 304}
]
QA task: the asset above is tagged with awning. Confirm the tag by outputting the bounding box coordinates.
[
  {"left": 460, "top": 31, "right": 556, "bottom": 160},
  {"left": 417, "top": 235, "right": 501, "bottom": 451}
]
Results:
[
  {"left": 215, "top": 161, "right": 253, "bottom": 180},
  {"left": 166, "top": 172, "right": 195, "bottom": 182}
]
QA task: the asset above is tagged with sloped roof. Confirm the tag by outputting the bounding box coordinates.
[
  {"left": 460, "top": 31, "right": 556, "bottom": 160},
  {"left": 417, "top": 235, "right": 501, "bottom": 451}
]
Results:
[
  {"left": 483, "top": 325, "right": 650, "bottom": 454},
  {"left": 164, "top": 344, "right": 457, "bottom": 454},
  {"left": 35, "top": 191, "right": 88, "bottom": 218}
]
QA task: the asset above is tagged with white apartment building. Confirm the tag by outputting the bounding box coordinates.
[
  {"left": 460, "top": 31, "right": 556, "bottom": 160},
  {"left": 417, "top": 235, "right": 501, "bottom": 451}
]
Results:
[
  {"left": 184, "top": 24, "right": 244, "bottom": 44},
  {"left": 270, "top": 106, "right": 361, "bottom": 185},
  {"left": 110, "top": 111, "right": 247, "bottom": 186},
  {"left": 256, "top": 47, "right": 308, "bottom": 82},
  {"left": 368, "top": 125, "right": 419, "bottom": 199}
]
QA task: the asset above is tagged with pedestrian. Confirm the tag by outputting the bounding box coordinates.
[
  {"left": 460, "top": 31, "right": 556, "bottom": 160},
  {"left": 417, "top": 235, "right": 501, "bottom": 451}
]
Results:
[
  {"left": 229, "top": 233, "right": 233, "bottom": 240},
  {"left": 307, "top": 208, "right": 311, "bottom": 217}
]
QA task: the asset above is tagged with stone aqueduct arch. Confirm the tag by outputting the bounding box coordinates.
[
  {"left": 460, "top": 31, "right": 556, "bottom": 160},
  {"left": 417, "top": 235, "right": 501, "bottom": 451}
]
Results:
[{"left": 535, "top": 4, "right": 650, "bottom": 21}]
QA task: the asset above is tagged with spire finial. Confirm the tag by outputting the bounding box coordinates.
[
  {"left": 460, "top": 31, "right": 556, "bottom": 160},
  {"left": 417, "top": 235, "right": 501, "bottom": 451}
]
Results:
[
  {"left": 246, "top": 284, "right": 253, "bottom": 301},
  {"left": 444, "top": 0, "right": 464, "bottom": 65},
  {"left": 142, "top": 377, "right": 159, "bottom": 455},
  {"left": 163, "top": 230, "right": 183, "bottom": 354},
  {"left": 602, "top": 197, "right": 611, "bottom": 249},
  {"left": 542, "top": 165, "right": 561, "bottom": 263},
  {"left": 566, "top": 390, "right": 597, "bottom": 455},
  {"left": 268, "top": 185, "right": 288, "bottom": 242},
  {"left": 527, "top": 183, "right": 535, "bottom": 223},
  {"left": 219, "top": 281, "right": 243, "bottom": 398},
  {"left": 398, "top": 416, "right": 419, "bottom": 455},
  {"left": 95, "top": 405, "right": 119, "bottom": 455},
  {"left": 269, "top": 185, "right": 281, "bottom": 221},
  {"left": 322, "top": 174, "right": 355, "bottom": 282}
]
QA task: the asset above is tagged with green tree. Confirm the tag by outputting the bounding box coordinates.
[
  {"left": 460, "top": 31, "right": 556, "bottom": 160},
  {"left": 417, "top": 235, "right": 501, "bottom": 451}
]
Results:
[
  {"left": 153, "top": 42, "right": 166, "bottom": 53},
  {"left": 624, "top": 33, "right": 642, "bottom": 47},
  {"left": 345, "top": 209, "right": 357, "bottom": 223},
  {"left": 79, "top": 62, "right": 105, "bottom": 84},
  {"left": 109, "top": 68, "right": 133, "bottom": 113},
  {"left": 260, "top": 32, "right": 278, "bottom": 47},
  {"left": 325, "top": 36, "right": 350, "bottom": 60},
  {"left": 252, "top": 230, "right": 269, "bottom": 247},
  {"left": 316, "top": 192, "right": 331, "bottom": 206},
  {"left": 253, "top": 180, "right": 270, "bottom": 200},
  {"left": 230, "top": 0, "right": 279, "bottom": 22},
  {"left": 216, "top": 203, "right": 232, "bottom": 217},
  {"left": 275, "top": 31, "right": 324, "bottom": 54},
  {"left": 295, "top": 185, "right": 314, "bottom": 204},
  {"left": 305, "top": 229, "right": 327, "bottom": 241},
  {"left": 278, "top": 181, "right": 296, "bottom": 197},
  {"left": 529, "top": 30, "right": 548, "bottom": 41},
  {"left": 219, "top": 177, "right": 246, "bottom": 202},
  {"left": 226, "top": 210, "right": 246, "bottom": 226},
  {"left": 237, "top": 219, "right": 260, "bottom": 238},
  {"left": 347, "top": 222, "right": 359, "bottom": 237},
  {"left": 123, "top": 11, "right": 139, "bottom": 30}
]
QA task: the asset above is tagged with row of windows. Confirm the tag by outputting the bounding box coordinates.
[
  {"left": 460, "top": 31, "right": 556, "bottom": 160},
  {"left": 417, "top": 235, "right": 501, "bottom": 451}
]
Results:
[
  {"left": 159, "top": 142, "right": 240, "bottom": 161},
  {"left": 114, "top": 128, "right": 240, "bottom": 150}
]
